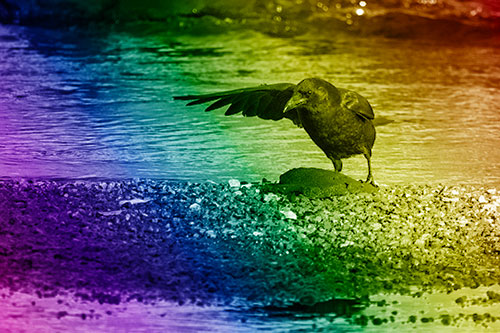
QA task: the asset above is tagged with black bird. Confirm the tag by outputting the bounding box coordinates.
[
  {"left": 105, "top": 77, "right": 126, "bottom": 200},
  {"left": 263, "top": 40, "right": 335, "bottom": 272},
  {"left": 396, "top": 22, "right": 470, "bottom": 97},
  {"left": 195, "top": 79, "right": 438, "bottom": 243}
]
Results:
[{"left": 174, "top": 78, "right": 376, "bottom": 184}]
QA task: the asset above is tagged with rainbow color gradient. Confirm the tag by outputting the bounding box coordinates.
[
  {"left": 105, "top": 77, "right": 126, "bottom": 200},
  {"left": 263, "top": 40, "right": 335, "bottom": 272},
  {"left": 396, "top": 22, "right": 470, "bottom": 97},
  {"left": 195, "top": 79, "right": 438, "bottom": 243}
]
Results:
[{"left": 1, "top": 0, "right": 500, "bottom": 331}]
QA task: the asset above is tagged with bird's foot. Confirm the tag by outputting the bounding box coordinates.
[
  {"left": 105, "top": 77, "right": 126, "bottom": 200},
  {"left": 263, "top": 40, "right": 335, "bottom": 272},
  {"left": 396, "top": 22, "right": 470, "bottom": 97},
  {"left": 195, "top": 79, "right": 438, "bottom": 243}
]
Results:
[{"left": 361, "top": 177, "right": 378, "bottom": 187}]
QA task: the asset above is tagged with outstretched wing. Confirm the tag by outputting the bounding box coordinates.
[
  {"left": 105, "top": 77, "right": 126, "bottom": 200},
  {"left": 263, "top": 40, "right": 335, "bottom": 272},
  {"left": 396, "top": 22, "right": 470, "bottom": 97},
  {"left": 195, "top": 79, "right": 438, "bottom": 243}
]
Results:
[
  {"left": 338, "top": 88, "right": 375, "bottom": 121},
  {"left": 174, "top": 83, "right": 302, "bottom": 126}
]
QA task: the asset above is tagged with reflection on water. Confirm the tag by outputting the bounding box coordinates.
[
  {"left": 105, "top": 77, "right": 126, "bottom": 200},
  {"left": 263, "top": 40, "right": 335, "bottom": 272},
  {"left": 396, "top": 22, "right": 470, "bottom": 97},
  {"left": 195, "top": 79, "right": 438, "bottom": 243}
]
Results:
[
  {"left": 0, "top": 23, "right": 500, "bottom": 186},
  {"left": 4, "top": 286, "right": 500, "bottom": 332},
  {"left": 0, "top": 291, "right": 361, "bottom": 332}
]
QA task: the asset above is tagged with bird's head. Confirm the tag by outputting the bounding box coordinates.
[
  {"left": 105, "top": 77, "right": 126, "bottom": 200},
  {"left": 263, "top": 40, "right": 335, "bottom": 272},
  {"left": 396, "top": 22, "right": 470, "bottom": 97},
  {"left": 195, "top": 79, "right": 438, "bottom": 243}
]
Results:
[{"left": 284, "top": 78, "right": 340, "bottom": 113}]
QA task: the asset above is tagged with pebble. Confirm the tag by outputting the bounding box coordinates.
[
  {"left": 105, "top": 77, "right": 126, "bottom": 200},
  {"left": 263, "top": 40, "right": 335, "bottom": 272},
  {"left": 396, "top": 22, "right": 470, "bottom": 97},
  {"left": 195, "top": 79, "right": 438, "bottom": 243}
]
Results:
[
  {"left": 98, "top": 210, "right": 122, "bottom": 216},
  {"left": 119, "top": 198, "right": 151, "bottom": 206},
  {"left": 263, "top": 193, "right": 280, "bottom": 202},
  {"left": 189, "top": 203, "right": 201, "bottom": 211},
  {"left": 228, "top": 179, "right": 241, "bottom": 188},
  {"left": 280, "top": 210, "right": 297, "bottom": 220}
]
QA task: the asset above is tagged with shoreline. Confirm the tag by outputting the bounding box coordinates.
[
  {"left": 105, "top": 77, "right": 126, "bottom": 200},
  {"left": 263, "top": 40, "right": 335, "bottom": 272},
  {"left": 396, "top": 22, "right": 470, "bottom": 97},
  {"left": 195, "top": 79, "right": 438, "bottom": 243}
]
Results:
[{"left": 1, "top": 172, "right": 500, "bottom": 329}]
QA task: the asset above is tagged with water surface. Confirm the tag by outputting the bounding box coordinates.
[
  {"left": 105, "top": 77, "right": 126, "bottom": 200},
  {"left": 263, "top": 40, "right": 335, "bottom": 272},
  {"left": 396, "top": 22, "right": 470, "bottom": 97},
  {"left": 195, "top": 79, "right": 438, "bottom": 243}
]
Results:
[{"left": 1, "top": 23, "right": 499, "bottom": 186}]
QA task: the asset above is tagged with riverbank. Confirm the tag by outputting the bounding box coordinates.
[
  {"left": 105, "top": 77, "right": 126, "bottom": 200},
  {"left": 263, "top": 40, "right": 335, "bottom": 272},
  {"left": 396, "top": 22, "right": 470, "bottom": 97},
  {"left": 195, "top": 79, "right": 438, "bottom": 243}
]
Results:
[{"left": 1, "top": 171, "right": 500, "bottom": 330}]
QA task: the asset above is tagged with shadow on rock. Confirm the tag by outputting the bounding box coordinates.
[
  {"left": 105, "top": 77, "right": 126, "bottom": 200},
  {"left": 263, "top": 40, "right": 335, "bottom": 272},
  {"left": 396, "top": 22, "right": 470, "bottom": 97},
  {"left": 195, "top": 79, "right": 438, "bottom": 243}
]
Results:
[{"left": 263, "top": 167, "right": 378, "bottom": 198}]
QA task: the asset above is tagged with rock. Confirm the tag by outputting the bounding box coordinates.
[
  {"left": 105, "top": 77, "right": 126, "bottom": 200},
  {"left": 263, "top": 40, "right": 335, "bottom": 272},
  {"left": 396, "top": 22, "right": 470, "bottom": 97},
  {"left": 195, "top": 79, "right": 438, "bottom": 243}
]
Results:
[
  {"left": 280, "top": 209, "right": 297, "bottom": 220},
  {"left": 119, "top": 198, "right": 151, "bottom": 206},
  {"left": 97, "top": 210, "right": 122, "bottom": 217},
  {"left": 189, "top": 203, "right": 201, "bottom": 211},
  {"left": 263, "top": 193, "right": 280, "bottom": 202},
  {"left": 264, "top": 167, "right": 378, "bottom": 197},
  {"left": 228, "top": 179, "right": 241, "bottom": 188}
]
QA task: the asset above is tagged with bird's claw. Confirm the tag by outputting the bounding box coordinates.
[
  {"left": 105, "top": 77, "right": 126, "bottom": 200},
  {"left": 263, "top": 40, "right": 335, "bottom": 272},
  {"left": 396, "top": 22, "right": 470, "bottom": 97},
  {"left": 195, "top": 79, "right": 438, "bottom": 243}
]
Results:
[{"left": 361, "top": 178, "right": 378, "bottom": 187}]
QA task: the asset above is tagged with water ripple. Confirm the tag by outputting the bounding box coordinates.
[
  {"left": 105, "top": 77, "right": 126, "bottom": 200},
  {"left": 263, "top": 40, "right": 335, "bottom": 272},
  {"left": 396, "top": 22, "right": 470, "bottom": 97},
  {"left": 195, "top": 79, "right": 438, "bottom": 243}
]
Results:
[{"left": 0, "top": 24, "right": 499, "bottom": 185}]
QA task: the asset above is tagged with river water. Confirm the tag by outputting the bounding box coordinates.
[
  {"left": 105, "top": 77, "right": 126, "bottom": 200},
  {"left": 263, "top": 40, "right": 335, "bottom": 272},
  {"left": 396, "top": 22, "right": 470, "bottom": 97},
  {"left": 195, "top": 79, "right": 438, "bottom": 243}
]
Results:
[{"left": 1, "top": 15, "right": 499, "bottom": 186}]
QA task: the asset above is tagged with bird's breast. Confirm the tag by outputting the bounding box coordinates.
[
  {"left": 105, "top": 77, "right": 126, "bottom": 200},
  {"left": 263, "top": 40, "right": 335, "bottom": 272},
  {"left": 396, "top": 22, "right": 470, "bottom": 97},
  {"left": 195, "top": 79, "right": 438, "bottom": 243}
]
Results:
[
  {"left": 298, "top": 106, "right": 375, "bottom": 157},
  {"left": 299, "top": 106, "right": 351, "bottom": 137}
]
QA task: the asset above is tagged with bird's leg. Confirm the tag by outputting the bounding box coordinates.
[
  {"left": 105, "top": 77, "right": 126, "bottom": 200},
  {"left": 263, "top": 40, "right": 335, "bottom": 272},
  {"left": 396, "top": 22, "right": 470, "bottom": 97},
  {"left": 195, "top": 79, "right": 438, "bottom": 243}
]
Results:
[
  {"left": 363, "top": 153, "right": 376, "bottom": 186},
  {"left": 332, "top": 159, "right": 342, "bottom": 172}
]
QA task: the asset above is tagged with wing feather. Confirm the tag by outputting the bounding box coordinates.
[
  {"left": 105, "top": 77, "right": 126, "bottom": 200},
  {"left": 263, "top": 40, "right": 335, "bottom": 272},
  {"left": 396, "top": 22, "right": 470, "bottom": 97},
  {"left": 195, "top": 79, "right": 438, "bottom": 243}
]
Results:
[
  {"left": 241, "top": 92, "right": 264, "bottom": 117},
  {"left": 338, "top": 88, "right": 375, "bottom": 120},
  {"left": 185, "top": 96, "right": 220, "bottom": 106},
  {"left": 255, "top": 94, "right": 273, "bottom": 119},
  {"left": 224, "top": 95, "right": 247, "bottom": 116},
  {"left": 174, "top": 83, "right": 298, "bottom": 124},
  {"left": 204, "top": 97, "right": 232, "bottom": 111}
]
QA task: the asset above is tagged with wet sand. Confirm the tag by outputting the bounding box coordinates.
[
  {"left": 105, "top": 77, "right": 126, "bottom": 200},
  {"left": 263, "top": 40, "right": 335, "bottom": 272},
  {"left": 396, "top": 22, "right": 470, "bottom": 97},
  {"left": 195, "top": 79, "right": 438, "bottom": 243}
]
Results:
[{"left": 1, "top": 169, "right": 500, "bottom": 330}]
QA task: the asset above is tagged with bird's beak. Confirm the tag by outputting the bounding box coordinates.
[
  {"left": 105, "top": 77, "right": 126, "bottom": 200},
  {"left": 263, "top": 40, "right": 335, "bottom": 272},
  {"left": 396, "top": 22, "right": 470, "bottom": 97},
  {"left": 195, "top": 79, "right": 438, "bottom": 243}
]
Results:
[{"left": 284, "top": 94, "right": 307, "bottom": 113}]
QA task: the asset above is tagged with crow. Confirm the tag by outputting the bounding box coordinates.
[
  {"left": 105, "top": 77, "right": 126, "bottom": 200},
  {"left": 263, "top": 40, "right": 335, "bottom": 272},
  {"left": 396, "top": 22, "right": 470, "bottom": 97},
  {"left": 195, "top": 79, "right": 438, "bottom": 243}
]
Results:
[{"left": 174, "top": 78, "right": 376, "bottom": 185}]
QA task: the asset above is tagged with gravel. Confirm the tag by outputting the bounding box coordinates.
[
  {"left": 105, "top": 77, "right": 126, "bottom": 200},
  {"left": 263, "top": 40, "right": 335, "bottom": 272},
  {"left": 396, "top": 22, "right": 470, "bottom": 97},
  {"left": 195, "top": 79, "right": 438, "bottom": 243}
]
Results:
[{"left": 1, "top": 170, "right": 500, "bottom": 327}]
